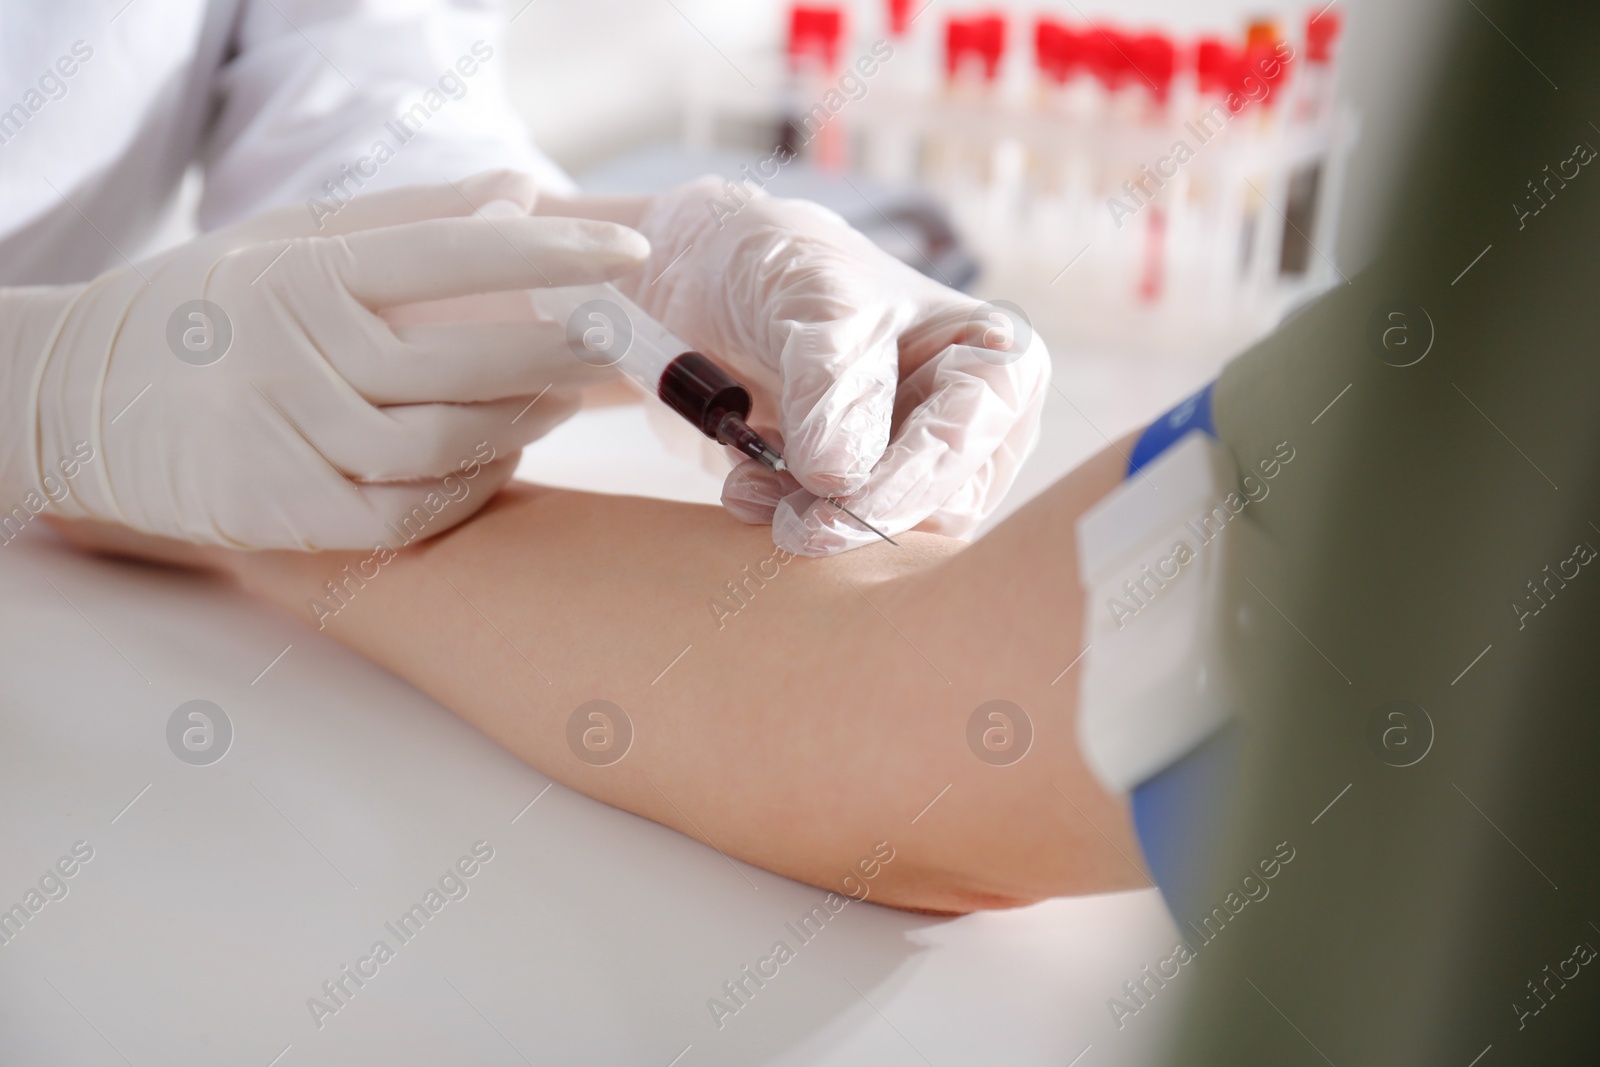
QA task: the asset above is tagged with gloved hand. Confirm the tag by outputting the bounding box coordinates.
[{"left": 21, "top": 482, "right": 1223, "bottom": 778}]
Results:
[
  {"left": 616, "top": 176, "right": 1050, "bottom": 556},
  {"left": 0, "top": 171, "right": 648, "bottom": 549}
]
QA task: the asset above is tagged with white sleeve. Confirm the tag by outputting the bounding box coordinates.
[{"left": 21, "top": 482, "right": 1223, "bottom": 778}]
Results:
[{"left": 198, "top": 0, "right": 572, "bottom": 230}]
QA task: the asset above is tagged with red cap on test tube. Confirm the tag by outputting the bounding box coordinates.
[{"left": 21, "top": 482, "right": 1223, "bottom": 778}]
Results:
[
  {"left": 1196, "top": 37, "right": 1242, "bottom": 96},
  {"left": 1239, "top": 21, "right": 1277, "bottom": 97},
  {"left": 1127, "top": 32, "right": 1176, "bottom": 102},
  {"left": 1305, "top": 8, "right": 1342, "bottom": 63},
  {"left": 1086, "top": 26, "right": 1138, "bottom": 91},
  {"left": 945, "top": 14, "right": 1006, "bottom": 82},
  {"left": 1034, "top": 19, "right": 1091, "bottom": 84},
  {"left": 788, "top": 5, "right": 845, "bottom": 70},
  {"left": 1034, "top": 19, "right": 1064, "bottom": 81},
  {"left": 1242, "top": 20, "right": 1292, "bottom": 106},
  {"left": 887, "top": 0, "right": 914, "bottom": 38},
  {"left": 1244, "top": 19, "right": 1280, "bottom": 53}
]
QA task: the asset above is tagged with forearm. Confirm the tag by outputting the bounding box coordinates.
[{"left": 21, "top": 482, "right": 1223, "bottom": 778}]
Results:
[{"left": 217, "top": 445, "right": 1140, "bottom": 911}]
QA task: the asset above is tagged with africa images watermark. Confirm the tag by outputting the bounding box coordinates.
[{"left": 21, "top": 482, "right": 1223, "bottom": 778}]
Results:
[
  {"left": 705, "top": 840, "right": 897, "bottom": 1031},
  {"left": 0, "top": 40, "right": 94, "bottom": 148},
  {"left": 1106, "top": 40, "right": 1296, "bottom": 230},
  {"left": 0, "top": 441, "right": 97, "bottom": 548},
  {"left": 1513, "top": 135, "right": 1596, "bottom": 231},
  {"left": 305, "top": 40, "right": 497, "bottom": 229},
  {"left": 1105, "top": 839, "right": 1298, "bottom": 1030},
  {"left": 705, "top": 38, "right": 896, "bottom": 229},
  {"left": 1105, "top": 440, "right": 1297, "bottom": 631},
  {"left": 707, "top": 541, "right": 799, "bottom": 630},
  {"left": 306, "top": 840, "right": 496, "bottom": 1030},
  {"left": 1512, "top": 927, "right": 1596, "bottom": 1031},
  {"left": 1513, "top": 537, "right": 1595, "bottom": 630},
  {"left": 304, "top": 441, "right": 499, "bottom": 629},
  {"left": 0, "top": 841, "right": 96, "bottom": 949}
]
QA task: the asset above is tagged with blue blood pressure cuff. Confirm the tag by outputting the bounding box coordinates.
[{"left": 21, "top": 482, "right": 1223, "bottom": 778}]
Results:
[
  {"left": 1126, "top": 381, "right": 1217, "bottom": 476},
  {"left": 1131, "top": 721, "right": 1241, "bottom": 918},
  {"left": 1077, "top": 381, "right": 1248, "bottom": 918}
]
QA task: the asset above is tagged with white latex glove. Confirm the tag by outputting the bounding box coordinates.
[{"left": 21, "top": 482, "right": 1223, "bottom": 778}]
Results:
[
  {"left": 0, "top": 171, "right": 648, "bottom": 549},
  {"left": 617, "top": 176, "right": 1050, "bottom": 556}
]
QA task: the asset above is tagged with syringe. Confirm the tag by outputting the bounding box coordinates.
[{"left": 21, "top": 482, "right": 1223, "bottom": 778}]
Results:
[
  {"left": 560, "top": 281, "right": 785, "bottom": 467},
  {"left": 555, "top": 280, "right": 896, "bottom": 546},
  {"left": 476, "top": 198, "right": 893, "bottom": 545},
  {"left": 473, "top": 203, "right": 896, "bottom": 543},
  {"left": 473, "top": 192, "right": 800, "bottom": 476}
]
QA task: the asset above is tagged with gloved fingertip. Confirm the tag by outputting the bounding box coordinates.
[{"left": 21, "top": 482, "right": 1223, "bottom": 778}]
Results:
[
  {"left": 725, "top": 499, "right": 777, "bottom": 525},
  {"left": 782, "top": 443, "right": 876, "bottom": 499},
  {"left": 772, "top": 494, "right": 877, "bottom": 557},
  {"left": 459, "top": 170, "right": 540, "bottom": 214},
  {"left": 791, "top": 467, "right": 873, "bottom": 501},
  {"left": 582, "top": 220, "right": 651, "bottom": 266},
  {"left": 785, "top": 414, "right": 890, "bottom": 500},
  {"left": 721, "top": 463, "right": 794, "bottom": 524},
  {"left": 536, "top": 218, "right": 651, "bottom": 271},
  {"left": 613, "top": 225, "right": 652, "bottom": 265},
  {"left": 772, "top": 500, "right": 831, "bottom": 556}
]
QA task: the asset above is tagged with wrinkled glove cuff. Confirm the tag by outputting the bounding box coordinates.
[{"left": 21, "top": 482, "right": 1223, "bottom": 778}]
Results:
[{"left": 0, "top": 282, "right": 92, "bottom": 514}]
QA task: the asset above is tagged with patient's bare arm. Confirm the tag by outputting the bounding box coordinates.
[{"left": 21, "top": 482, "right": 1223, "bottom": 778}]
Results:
[{"left": 63, "top": 441, "right": 1143, "bottom": 913}]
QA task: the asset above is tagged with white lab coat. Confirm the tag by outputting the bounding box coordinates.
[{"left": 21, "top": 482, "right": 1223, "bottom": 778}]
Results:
[{"left": 0, "top": 0, "right": 569, "bottom": 286}]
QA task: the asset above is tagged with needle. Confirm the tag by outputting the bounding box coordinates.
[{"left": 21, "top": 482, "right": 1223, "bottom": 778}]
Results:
[
  {"left": 764, "top": 455, "right": 898, "bottom": 546},
  {"left": 824, "top": 496, "right": 899, "bottom": 546},
  {"left": 718, "top": 413, "right": 898, "bottom": 548}
]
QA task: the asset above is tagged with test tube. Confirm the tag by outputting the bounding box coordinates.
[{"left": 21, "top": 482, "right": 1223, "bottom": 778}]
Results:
[
  {"left": 781, "top": 5, "right": 847, "bottom": 172},
  {"left": 1127, "top": 31, "right": 1177, "bottom": 304},
  {"left": 936, "top": 14, "right": 1010, "bottom": 250},
  {"left": 863, "top": 0, "right": 923, "bottom": 186},
  {"left": 1279, "top": 9, "right": 1342, "bottom": 276}
]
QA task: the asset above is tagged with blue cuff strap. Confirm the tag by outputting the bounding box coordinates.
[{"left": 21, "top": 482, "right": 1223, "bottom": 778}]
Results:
[
  {"left": 1131, "top": 725, "right": 1241, "bottom": 920},
  {"left": 1123, "top": 378, "right": 1228, "bottom": 919},
  {"left": 1127, "top": 381, "right": 1218, "bottom": 477}
]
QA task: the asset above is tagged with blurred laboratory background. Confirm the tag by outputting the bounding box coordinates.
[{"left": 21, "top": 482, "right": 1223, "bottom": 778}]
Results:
[
  {"left": 503, "top": 0, "right": 1450, "bottom": 517},
  {"left": 522, "top": 0, "right": 1449, "bottom": 331}
]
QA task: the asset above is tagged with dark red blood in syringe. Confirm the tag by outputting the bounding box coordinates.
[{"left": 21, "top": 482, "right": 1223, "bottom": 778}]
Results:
[
  {"left": 660, "top": 352, "right": 894, "bottom": 543},
  {"left": 658, "top": 352, "right": 786, "bottom": 471},
  {"left": 658, "top": 351, "right": 752, "bottom": 434}
]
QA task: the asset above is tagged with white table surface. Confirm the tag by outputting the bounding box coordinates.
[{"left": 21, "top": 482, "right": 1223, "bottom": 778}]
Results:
[{"left": 0, "top": 344, "right": 1220, "bottom": 1067}]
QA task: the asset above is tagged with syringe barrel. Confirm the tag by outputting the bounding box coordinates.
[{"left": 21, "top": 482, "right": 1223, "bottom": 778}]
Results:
[
  {"left": 555, "top": 284, "right": 753, "bottom": 438},
  {"left": 658, "top": 351, "right": 753, "bottom": 436},
  {"left": 557, "top": 283, "right": 680, "bottom": 395},
  {"left": 472, "top": 200, "right": 682, "bottom": 396},
  {"left": 472, "top": 202, "right": 753, "bottom": 443}
]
